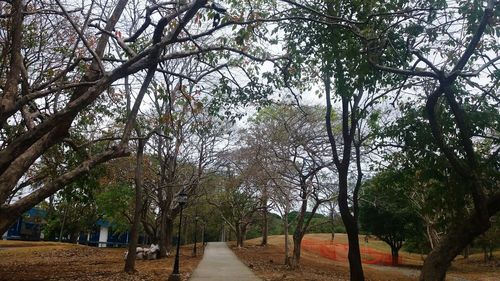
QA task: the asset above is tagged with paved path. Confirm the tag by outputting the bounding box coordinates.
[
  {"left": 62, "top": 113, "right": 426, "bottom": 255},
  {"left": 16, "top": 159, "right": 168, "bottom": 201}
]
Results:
[{"left": 190, "top": 242, "right": 261, "bottom": 281}]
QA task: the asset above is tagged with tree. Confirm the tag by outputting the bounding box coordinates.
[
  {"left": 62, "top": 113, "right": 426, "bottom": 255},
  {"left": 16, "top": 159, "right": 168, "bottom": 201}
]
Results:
[
  {"left": 139, "top": 82, "right": 227, "bottom": 257},
  {"left": 364, "top": 1, "right": 500, "bottom": 279},
  {"left": 44, "top": 193, "right": 99, "bottom": 243},
  {"left": 43, "top": 163, "right": 104, "bottom": 242},
  {"left": 275, "top": 0, "right": 400, "bottom": 277},
  {"left": 0, "top": 0, "right": 281, "bottom": 235},
  {"left": 247, "top": 105, "right": 333, "bottom": 267},
  {"left": 96, "top": 183, "right": 134, "bottom": 233},
  {"left": 208, "top": 164, "right": 261, "bottom": 248},
  {"left": 278, "top": 0, "right": 498, "bottom": 279},
  {"left": 475, "top": 215, "right": 500, "bottom": 262},
  {"left": 381, "top": 105, "right": 474, "bottom": 252},
  {"left": 359, "top": 172, "right": 422, "bottom": 266},
  {"left": 124, "top": 128, "right": 146, "bottom": 272}
]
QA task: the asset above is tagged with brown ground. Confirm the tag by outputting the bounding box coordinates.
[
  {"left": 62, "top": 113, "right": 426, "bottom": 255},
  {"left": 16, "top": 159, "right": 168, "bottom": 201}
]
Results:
[
  {"left": 230, "top": 234, "right": 500, "bottom": 281},
  {"left": 0, "top": 240, "right": 202, "bottom": 281},
  {"left": 1, "top": 235, "right": 498, "bottom": 281}
]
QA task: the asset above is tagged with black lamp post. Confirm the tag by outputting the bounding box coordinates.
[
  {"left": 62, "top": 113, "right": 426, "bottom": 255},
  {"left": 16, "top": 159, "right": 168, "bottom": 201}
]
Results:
[{"left": 168, "top": 190, "right": 188, "bottom": 281}]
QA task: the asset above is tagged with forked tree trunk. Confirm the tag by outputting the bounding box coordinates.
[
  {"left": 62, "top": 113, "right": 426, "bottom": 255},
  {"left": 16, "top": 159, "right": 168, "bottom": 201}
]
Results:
[
  {"left": 325, "top": 69, "right": 365, "bottom": 281},
  {"left": 420, "top": 210, "right": 494, "bottom": 280},
  {"left": 426, "top": 223, "right": 441, "bottom": 250}
]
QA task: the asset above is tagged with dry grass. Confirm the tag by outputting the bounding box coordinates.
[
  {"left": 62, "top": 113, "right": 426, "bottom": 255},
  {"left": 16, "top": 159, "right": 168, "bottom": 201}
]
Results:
[
  {"left": 0, "top": 240, "right": 202, "bottom": 281},
  {"left": 231, "top": 234, "right": 500, "bottom": 281}
]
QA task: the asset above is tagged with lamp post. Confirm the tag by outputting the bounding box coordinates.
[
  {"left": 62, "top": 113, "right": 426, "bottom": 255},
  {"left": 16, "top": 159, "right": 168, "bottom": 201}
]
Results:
[
  {"left": 192, "top": 216, "right": 199, "bottom": 257},
  {"left": 168, "top": 190, "right": 188, "bottom": 281}
]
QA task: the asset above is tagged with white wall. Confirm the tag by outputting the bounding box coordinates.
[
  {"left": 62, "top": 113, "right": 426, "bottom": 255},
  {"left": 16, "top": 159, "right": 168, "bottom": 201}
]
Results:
[{"left": 98, "top": 226, "right": 108, "bottom": 248}]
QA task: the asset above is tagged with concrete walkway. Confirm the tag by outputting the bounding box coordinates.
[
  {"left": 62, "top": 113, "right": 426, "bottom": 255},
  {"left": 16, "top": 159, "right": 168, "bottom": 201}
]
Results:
[{"left": 190, "top": 242, "right": 261, "bottom": 281}]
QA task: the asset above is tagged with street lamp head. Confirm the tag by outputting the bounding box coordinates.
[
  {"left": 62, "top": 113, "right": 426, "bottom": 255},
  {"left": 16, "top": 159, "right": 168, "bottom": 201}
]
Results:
[{"left": 176, "top": 190, "right": 188, "bottom": 207}]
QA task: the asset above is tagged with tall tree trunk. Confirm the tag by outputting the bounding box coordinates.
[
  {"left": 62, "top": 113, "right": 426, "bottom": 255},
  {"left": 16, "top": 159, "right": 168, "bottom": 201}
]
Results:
[
  {"left": 329, "top": 208, "right": 335, "bottom": 241},
  {"left": 201, "top": 224, "right": 205, "bottom": 248},
  {"left": 483, "top": 245, "right": 488, "bottom": 262},
  {"left": 290, "top": 184, "right": 309, "bottom": 269},
  {"left": 463, "top": 245, "right": 470, "bottom": 259},
  {"left": 339, "top": 173, "right": 364, "bottom": 281},
  {"left": 69, "top": 232, "right": 78, "bottom": 244},
  {"left": 325, "top": 70, "right": 365, "bottom": 281},
  {"left": 124, "top": 135, "right": 145, "bottom": 272},
  {"left": 158, "top": 211, "right": 168, "bottom": 258},
  {"left": 261, "top": 187, "right": 268, "bottom": 246},
  {"left": 284, "top": 208, "right": 290, "bottom": 266},
  {"left": 157, "top": 215, "right": 174, "bottom": 257},
  {"left": 182, "top": 216, "right": 189, "bottom": 245},
  {"left": 291, "top": 231, "right": 303, "bottom": 268},
  {"left": 192, "top": 216, "right": 198, "bottom": 257},
  {"left": 236, "top": 224, "right": 243, "bottom": 247},
  {"left": 242, "top": 224, "right": 248, "bottom": 244},
  {"left": 261, "top": 204, "right": 268, "bottom": 246},
  {"left": 165, "top": 217, "right": 174, "bottom": 252}
]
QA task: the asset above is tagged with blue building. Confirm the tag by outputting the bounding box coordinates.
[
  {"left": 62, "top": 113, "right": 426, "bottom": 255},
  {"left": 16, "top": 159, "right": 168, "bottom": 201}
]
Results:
[
  {"left": 77, "top": 220, "right": 132, "bottom": 247},
  {"left": 2, "top": 208, "right": 147, "bottom": 248},
  {"left": 2, "top": 208, "right": 47, "bottom": 241}
]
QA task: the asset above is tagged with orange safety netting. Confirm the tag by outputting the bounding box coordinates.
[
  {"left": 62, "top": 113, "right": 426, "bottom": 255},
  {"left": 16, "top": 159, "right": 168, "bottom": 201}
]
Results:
[{"left": 302, "top": 239, "right": 402, "bottom": 266}]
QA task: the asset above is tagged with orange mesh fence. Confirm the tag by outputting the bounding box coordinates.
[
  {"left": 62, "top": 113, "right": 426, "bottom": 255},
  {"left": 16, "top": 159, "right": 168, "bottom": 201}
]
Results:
[{"left": 302, "top": 239, "right": 402, "bottom": 266}]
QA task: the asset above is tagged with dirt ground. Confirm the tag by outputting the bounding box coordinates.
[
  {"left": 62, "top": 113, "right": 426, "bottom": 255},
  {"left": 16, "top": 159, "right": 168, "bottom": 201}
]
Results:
[
  {"left": 0, "top": 240, "right": 202, "bottom": 281},
  {"left": 231, "top": 234, "right": 500, "bottom": 281},
  {"left": 1, "top": 235, "right": 498, "bottom": 281}
]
